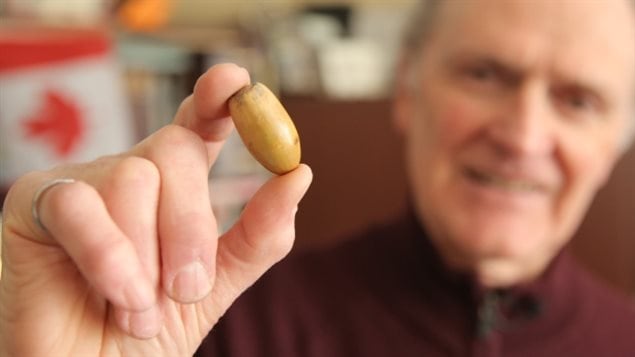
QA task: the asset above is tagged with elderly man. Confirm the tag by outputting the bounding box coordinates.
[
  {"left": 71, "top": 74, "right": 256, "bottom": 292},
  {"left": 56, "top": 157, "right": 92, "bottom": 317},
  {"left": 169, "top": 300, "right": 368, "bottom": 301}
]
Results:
[
  {"left": 1, "top": 0, "right": 634, "bottom": 356},
  {"left": 196, "top": 1, "right": 635, "bottom": 356}
]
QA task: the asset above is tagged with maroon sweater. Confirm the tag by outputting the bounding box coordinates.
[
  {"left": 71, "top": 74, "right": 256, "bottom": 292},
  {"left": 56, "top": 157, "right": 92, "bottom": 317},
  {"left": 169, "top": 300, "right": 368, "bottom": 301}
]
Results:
[{"left": 197, "top": 212, "right": 635, "bottom": 356}]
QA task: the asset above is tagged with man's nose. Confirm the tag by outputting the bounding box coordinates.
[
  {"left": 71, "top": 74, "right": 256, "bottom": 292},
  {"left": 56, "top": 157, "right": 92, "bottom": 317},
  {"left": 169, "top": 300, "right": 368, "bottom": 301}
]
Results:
[{"left": 486, "top": 83, "right": 555, "bottom": 157}]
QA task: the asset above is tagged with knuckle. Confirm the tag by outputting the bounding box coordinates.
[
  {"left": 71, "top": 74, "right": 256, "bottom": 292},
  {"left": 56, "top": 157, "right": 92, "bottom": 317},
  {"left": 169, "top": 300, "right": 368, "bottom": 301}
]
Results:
[
  {"left": 176, "top": 210, "right": 218, "bottom": 236},
  {"left": 269, "top": 228, "right": 295, "bottom": 260},
  {"left": 3, "top": 171, "right": 40, "bottom": 213},
  {"left": 240, "top": 220, "right": 294, "bottom": 262},
  {"left": 45, "top": 181, "right": 95, "bottom": 222},
  {"left": 135, "top": 125, "right": 210, "bottom": 169},
  {"left": 83, "top": 237, "right": 132, "bottom": 286},
  {"left": 155, "top": 124, "right": 203, "bottom": 151},
  {"left": 111, "top": 156, "right": 160, "bottom": 189},
  {"left": 176, "top": 95, "right": 193, "bottom": 118}
]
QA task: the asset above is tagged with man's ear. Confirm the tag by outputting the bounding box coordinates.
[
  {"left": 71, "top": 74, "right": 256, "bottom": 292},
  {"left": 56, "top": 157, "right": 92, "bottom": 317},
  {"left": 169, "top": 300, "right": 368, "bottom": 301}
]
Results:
[{"left": 392, "top": 57, "right": 417, "bottom": 135}]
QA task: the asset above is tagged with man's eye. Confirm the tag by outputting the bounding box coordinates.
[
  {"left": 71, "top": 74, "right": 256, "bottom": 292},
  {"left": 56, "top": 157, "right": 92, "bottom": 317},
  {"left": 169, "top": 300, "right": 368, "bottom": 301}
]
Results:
[
  {"left": 565, "top": 95, "right": 595, "bottom": 111},
  {"left": 560, "top": 91, "right": 600, "bottom": 114},
  {"left": 452, "top": 61, "right": 514, "bottom": 94},
  {"left": 553, "top": 87, "right": 605, "bottom": 121},
  {"left": 466, "top": 66, "right": 496, "bottom": 81}
]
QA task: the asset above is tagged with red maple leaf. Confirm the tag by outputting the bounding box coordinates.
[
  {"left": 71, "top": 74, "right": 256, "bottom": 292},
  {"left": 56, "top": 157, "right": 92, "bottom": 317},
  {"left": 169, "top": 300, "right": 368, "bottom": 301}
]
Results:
[{"left": 23, "top": 90, "right": 84, "bottom": 158}]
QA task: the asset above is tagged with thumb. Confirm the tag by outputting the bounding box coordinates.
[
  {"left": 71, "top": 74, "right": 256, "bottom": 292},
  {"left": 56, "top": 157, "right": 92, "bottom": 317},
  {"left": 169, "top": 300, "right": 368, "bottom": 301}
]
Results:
[{"left": 206, "top": 164, "right": 312, "bottom": 315}]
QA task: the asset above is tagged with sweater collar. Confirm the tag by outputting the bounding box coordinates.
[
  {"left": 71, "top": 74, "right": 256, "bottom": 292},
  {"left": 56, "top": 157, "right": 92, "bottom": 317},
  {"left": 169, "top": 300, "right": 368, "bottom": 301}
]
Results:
[{"left": 398, "top": 206, "right": 578, "bottom": 335}]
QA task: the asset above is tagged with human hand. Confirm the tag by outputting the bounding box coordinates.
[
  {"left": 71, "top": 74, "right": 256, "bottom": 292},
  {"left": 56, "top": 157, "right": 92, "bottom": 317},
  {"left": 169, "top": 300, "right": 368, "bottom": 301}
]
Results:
[{"left": 0, "top": 63, "right": 312, "bottom": 356}]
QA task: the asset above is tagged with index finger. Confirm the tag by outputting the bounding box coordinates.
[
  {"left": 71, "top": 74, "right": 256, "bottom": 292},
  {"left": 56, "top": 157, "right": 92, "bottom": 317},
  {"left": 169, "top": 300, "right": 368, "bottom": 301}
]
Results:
[{"left": 172, "top": 63, "right": 251, "bottom": 166}]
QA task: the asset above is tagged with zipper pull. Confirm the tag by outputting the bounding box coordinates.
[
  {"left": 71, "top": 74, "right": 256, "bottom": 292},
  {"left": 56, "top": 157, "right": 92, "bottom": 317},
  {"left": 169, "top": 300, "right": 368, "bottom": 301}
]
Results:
[{"left": 477, "top": 291, "right": 500, "bottom": 338}]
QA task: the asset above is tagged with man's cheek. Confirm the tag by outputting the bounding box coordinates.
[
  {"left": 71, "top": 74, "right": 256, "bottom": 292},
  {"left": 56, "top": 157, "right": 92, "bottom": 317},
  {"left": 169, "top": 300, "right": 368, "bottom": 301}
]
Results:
[
  {"left": 434, "top": 103, "right": 480, "bottom": 146},
  {"left": 560, "top": 133, "right": 617, "bottom": 190}
]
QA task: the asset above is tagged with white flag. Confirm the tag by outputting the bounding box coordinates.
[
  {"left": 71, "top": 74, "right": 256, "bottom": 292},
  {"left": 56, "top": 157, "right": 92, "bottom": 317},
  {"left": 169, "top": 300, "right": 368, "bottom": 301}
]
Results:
[{"left": 0, "top": 28, "right": 134, "bottom": 188}]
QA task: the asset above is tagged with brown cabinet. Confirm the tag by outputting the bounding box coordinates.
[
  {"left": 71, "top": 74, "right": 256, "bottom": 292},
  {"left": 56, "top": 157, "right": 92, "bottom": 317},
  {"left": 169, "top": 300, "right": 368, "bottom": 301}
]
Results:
[{"left": 286, "top": 97, "right": 635, "bottom": 297}]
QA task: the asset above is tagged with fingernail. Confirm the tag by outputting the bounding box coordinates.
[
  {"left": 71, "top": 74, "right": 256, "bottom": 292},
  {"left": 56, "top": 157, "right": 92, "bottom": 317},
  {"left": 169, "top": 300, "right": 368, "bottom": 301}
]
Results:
[
  {"left": 169, "top": 261, "right": 212, "bottom": 303},
  {"left": 129, "top": 305, "right": 163, "bottom": 339}
]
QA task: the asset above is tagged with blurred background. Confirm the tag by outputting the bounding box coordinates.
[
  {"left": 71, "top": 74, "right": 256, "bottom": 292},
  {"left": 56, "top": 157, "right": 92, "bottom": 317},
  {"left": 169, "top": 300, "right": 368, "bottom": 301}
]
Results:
[{"left": 0, "top": 0, "right": 633, "bottom": 298}]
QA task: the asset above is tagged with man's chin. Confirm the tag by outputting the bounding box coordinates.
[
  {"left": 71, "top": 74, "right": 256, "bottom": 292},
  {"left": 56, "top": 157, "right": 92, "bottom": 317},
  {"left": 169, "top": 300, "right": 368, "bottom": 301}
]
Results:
[
  {"left": 472, "top": 257, "right": 541, "bottom": 288},
  {"left": 473, "top": 235, "right": 567, "bottom": 288},
  {"left": 446, "top": 225, "right": 552, "bottom": 283}
]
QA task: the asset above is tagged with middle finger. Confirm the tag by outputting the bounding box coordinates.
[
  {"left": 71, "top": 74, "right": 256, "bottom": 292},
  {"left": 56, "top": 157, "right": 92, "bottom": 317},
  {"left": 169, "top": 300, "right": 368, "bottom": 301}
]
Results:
[{"left": 140, "top": 125, "right": 218, "bottom": 304}]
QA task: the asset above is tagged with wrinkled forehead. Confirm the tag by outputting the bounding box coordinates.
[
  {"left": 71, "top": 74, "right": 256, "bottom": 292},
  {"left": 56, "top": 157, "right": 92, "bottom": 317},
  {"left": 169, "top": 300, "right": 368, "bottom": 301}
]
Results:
[
  {"left": 433, "top": 0, "right": 635, "bottom": 59},
  {"left": 431, "top": 0, "right": 635, "bottom": 97},
  {"left": 434, "top": 0, "right": 635, "bottom": 35}
]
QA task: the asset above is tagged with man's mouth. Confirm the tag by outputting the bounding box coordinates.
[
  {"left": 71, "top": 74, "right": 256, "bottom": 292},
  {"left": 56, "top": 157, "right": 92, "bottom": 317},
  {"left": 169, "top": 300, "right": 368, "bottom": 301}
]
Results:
[{"left": 464, "top": 167, "right": 544, "bottom": 193}]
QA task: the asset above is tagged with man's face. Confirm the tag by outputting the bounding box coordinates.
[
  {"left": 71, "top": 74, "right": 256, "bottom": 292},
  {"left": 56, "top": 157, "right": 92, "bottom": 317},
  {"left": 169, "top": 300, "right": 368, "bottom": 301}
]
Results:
[{"left": 395, "top": 0, "right": 635, "bottom": 285}]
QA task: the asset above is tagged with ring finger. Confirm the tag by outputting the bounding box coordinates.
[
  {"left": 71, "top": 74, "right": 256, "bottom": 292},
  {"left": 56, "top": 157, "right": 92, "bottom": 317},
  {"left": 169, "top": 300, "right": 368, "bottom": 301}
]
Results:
[{"left": 98, "top": 156, "right": 163, "bottom": 338}]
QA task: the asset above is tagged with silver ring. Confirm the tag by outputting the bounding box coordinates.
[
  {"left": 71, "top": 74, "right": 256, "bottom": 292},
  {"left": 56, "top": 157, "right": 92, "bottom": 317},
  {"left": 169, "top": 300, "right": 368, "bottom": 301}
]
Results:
[{"left": 31, "top": 178, "right": 76, "bottom": 233}]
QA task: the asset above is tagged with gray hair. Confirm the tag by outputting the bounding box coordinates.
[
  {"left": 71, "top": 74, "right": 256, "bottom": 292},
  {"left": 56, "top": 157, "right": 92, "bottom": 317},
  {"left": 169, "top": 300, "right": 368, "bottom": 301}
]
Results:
[
  {"left": 400, "top": 0, "right": 635, "bottom": 152},
  {"left": 400, "top": 0, "right": 440, "bottom": 62}
]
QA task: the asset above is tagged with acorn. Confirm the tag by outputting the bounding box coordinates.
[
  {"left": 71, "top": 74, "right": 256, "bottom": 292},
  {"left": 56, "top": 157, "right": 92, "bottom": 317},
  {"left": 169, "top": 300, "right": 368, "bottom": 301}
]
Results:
[{"left": 229, "top": 83, "right": 301, "bottom": 175}]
